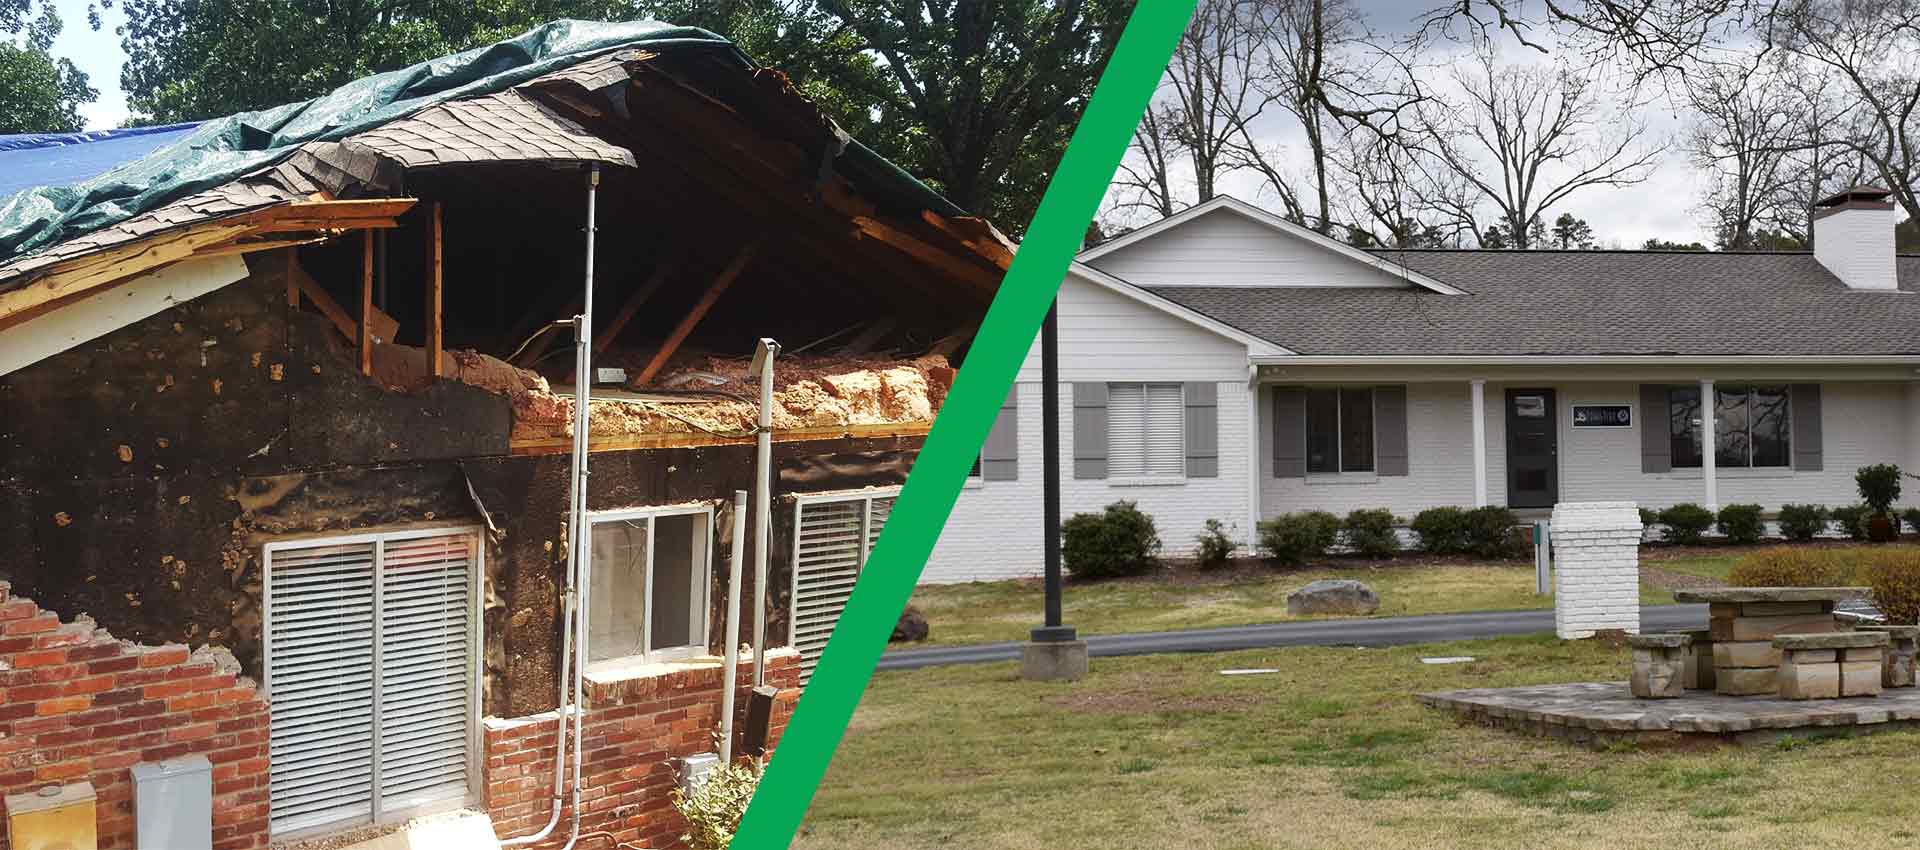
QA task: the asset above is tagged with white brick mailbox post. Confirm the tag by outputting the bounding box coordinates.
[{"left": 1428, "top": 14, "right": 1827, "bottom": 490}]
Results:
[{"left": 1550, "top": 502, "right": 1644, "bottom": 639}]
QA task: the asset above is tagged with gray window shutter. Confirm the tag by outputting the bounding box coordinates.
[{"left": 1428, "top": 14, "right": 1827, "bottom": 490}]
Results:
[
  {"left": 1072, "top": 383, "right": 1108, "bottom": 479},
  {"left": 1640, "top": 385, "right": 1671, "bottom": 473},
  {"left": 1375, "top": 385, "right": 1409, "bottom": 476},
  {"left": 981, "top": 385, "right": 1019, "bottom": 480},
  {"left": 1792, "top": 383, "right": 1823, "bottom": 471},
  {"left": 1184, "top": 382, "right": 1219, "bottom": 478},
  {"left": 1273, "top": 387, "right": 1306, "bottom": 478}
]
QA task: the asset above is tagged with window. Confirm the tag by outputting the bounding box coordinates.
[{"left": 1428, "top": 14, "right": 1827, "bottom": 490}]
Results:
[
  {"left": 790, "top": 489, "right": 898, "bottom": 684},
  {"left": 1668, "top": 385, "right": 1790, "bottom": 468},
  {"left": 588, "top": 506, "right": 713, "bottom": 665},
  {"left": 263, "top": 528, "right": 480, "bottom": 837},
  {"left": 1108, "top": 382, "right": 1184, "bottom": 478},
  {"left": 1305, "top": 387, "right": 1374, "bottom": 474}
]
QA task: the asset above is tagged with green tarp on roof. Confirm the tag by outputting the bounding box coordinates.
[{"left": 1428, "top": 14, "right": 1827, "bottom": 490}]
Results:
[{"left": 0, "top": 19, "right": 969, "bottom": 268}]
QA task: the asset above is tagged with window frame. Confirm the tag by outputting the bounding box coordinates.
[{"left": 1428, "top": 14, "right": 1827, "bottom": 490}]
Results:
[
  {"left": 1106, "top": 381, "right": 1187, "bottom": 481},
  {"left": 1667, "top": 385, "right": 1792, "bottom": 470},
  {"left": 1304, "top": 386, "right": 1377, "bottom": 476},
  {"left": 585, "top": 502, "right": 717, "bottom": 667},
  {"left": 259, "top": 525, "right": 484, "bottom": 839}
]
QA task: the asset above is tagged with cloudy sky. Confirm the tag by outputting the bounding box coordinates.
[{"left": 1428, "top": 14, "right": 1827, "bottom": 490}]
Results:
[{"left": 1105, "top": 0, "right": 1717, "bottom": 247}]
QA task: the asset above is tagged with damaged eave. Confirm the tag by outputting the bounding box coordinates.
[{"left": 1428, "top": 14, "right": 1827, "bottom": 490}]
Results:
[
  {"left": 509, "top": 420, "right": 933, "bottom": 455},
  {"left": 0, "top": 197, "right": 417, "bottom": 330}
]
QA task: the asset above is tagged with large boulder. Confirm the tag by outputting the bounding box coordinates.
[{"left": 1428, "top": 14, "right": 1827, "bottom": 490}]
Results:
[
  {"left": 891, "top": 605, "right": 930, "bottom": 643},
  {"left": 1286, "top": 579, "right": 1380, "bottom": 616}
]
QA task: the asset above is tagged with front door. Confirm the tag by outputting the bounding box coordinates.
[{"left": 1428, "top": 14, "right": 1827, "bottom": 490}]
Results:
[{"left": 1505, "top": 389, "right": 1558, "bottom": 508}]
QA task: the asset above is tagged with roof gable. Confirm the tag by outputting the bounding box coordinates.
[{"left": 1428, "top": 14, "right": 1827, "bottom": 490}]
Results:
[{"left": 1082, "top": 196, "right": 1465, "bottom": 295}]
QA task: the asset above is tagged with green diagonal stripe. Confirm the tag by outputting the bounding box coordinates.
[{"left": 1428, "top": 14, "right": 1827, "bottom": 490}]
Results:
[{"left": 731, "top": 1, "right": 1196, "bottom": 845}]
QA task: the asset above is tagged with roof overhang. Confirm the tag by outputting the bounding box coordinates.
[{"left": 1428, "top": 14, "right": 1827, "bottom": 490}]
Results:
[
  {"left": 1073, "top": 262, "right": 1293, "bottom": 356},
  {"left": 1081, "top": 196, "right": 1468, "bottom": 296}
]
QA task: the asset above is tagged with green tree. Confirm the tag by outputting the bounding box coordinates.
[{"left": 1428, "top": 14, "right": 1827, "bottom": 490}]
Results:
[
  {"left": 0, "top": 1, "right": 96, "bottom": 133},
  {"left": 1643, "top": 237, "right": 1710, "bottom": 251},
  {"left": 1550, "top": 212, "right": 1594, "bottom": 249}
]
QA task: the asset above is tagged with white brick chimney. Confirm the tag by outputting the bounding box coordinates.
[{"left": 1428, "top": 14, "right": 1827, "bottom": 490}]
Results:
[{"left": 1814, "top": 185, "right": 1899, "bottom": 290}]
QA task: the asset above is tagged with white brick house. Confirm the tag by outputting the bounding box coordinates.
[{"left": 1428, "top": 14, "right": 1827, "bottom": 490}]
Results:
[{"left": 924, "top": 188, "right": 1920, "bottom": 584}]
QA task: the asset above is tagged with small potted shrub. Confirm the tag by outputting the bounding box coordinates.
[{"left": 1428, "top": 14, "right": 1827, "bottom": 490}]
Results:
[
  {"left": 1194, "top": 518, "right": 1236, "bottom": 570},
  {"left": 1061, "top": 500, "right": 1162, "bottom": 579},
  {"left": 1716, "top": 503, "right": 1765, "bottom": 545},
  {"left": 1341, "top": 508, "right": 1400, "bottom": 559},
  {"left": 1657, "top": 503, "right": 1715, "bottom": 546},
  {"left": 1258, "top": 511, "right": 1341, "bottom": 566},
  {"left": 1777, "top": 504, "right": 1829, "bottom": 542},
  {"left": 1857, "top": 464, "right": 1903, "bottom": 542},
  {"left": 1410, "top": 506, "right": 1471, "bottom": 555}
]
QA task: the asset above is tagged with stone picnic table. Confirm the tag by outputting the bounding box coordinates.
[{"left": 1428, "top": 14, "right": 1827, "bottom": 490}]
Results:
[{"left": 1671, "top": 587, "right": 1872, "bottom": 696}]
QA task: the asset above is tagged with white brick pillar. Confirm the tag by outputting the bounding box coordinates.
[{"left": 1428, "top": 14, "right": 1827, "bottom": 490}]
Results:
[{"left": 1551, "top": 501, "right": 1644, "bottom": 639}]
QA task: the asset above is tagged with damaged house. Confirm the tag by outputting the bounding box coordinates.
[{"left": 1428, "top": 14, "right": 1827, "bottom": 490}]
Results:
[{"left": 0, "top": 21, "right": 1006, "bottom": 850}]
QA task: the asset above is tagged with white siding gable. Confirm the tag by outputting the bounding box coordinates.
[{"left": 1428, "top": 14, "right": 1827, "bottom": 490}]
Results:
[
  {"left": 1016, "top": 272, "right": 1253, "bottom": 383},
  {"left": 1087, "top": 206, "right": 1415, "bottom": 289}
]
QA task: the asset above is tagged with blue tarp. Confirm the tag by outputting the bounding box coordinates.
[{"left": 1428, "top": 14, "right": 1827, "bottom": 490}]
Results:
[
  {"left": 0, "top": 20, "right": 741, "bottom": 264},
  {"left": 0, "top": 124, "right": 202, "bottom": 201}
]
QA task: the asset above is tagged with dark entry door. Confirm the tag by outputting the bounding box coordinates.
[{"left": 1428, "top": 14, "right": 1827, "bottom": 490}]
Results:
[{"left": 1505, "top": 388, "right": 1558, "bottom": 508}]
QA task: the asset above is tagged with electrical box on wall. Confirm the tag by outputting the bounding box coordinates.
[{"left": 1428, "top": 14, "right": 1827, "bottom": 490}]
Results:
[
  {"left": 132, "top": 755, "right": 213, "bottom": 850},
  {"left": 5, "top": 782, "right": 97, "bottom": 850},
  {"left": 679, "top": 752, "right": 721, "bottom": 794}
]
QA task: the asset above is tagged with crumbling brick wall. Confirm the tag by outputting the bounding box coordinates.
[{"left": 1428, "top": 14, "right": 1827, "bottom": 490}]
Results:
[
  {"left": 483, "top": 650, "right": 804, "bottom": 849},
  {"left": 0, "top": 582, "right": 269, "bottom": 850}
]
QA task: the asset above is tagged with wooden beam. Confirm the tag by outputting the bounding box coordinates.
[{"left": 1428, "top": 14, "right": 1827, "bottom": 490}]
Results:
[
  {"left": 427, "top": 202, "right": 444, "bottom": 378},
  {"left": 633, "top": 241, "right": 761, "bottom": 386},
  {"left": 285, "top": 255, "right": 399, "bottom": 345},
  {"left": 920, "top": 209, "right": 1014, "bottom": 270},
  {"left": 0, "top": 220, "right": 253, "bottom": 324},
  {"left": 593, "top": 261, "right": 676, "bottom": 354},
  {"left": 360, "top": 230, "right": 375, "bottom": 377},
  {"left": 508, "top": 419, "right": 931, "bottom": 455},
  {"left": 852, "top": 215, "right": 1002, "bottom": 295},
  {"left": 254, "top": 217, "right": 402, "bottom": 233},
  {"left": 258, "top": 198, "right": 418, "bottom": 225}
]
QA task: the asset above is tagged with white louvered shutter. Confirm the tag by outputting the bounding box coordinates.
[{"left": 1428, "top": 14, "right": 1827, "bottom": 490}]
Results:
[
  {"left": 267, "top": 541, "right": 377, "bottom": 835},
  {"left": 791, "top": 499, "right": 864, "bottom": 684},
  {"left": 1108, "top": 383, "right": 1147, "bottom": 477},
  {"left": 266, "top": 531, "right": 475, "bottom": 837},
  {"left": 866, "top": 497, "right": 894, "bottom": 552},
  {"left": 376, "top": 533, "right": 474, "bottom": 814}
]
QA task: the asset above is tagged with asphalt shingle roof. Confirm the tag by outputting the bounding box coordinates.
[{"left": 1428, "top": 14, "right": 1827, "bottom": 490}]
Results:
[{"left": 1145, "top": 250, "right": 1920, "bottom": 357}]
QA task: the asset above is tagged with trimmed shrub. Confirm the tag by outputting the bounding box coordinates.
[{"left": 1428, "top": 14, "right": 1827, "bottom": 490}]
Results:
[
  {"left": 1638, "top": 507, "right": 1659, "bottom": 529},
  {"left": 1342, "top": 509, "right": 1400, "bottom": 559},
  {"left": 1258, "top": 511, "right": 1341, "bottom": 566},
  {"left": 1061, "top": 501, "right": 1162, "bottom": 580},
  {"left": 1904, "top": 507, "right": 1920, "bottom": 536},
  {"left": 1656, "top": 503, "right": 1716, "bottom": 545},
  {"left": 1464, "top": 506, "right": 1524, "bottom": 559},
  {"left": 1728, "top": 547, "right": 1854, "bottom": 587},
  {"left": 672, "top": 757, "right": 763, "bottom": 850},
  {"left": 1861, "top": 551, "right": 1920, "bottom": 625},
  {"left": 1831, "top": 504, "right": 1872, "bottom": 541},
  {"left": 1777, "top": 504, "right": 1829, "bottom": 542},
  {"left": 1858, "top": 464, "right": 1904, "bottom": 516},
  {"left": 1716, "top": 503, "right": 1766, "bottom": 545},
  {"left": 1410, "top": 507, "right": 1472, "bottom": 555},
  {"left": 1194, "top": 519, "right": 1236, "bottom": 569}
]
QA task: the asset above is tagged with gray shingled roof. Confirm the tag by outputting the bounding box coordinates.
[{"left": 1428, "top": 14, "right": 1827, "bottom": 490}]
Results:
[{"left": 1146, "top": 251, "right": 1920, "bottom": 357}]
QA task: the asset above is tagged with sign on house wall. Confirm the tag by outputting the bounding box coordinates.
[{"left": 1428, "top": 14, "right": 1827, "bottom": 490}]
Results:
[{"left": 1571, "top": 404, "right": 1633, "bottom": 429}]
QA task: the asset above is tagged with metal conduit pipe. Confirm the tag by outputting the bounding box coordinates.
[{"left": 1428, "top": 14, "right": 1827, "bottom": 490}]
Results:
[
  {"left": 502, "top": 162, "right": 601, "bottom": 848},
  {"left": 750, "top": 339, "right": 779, "bottom": 686},
  {"left": 720, "top": 489, "right": 748, "bottom": 764}
]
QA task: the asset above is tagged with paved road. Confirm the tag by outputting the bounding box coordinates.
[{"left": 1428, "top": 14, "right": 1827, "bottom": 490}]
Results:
[{"left": 875, "top": 604, "right": 1711, "bottom": 671}]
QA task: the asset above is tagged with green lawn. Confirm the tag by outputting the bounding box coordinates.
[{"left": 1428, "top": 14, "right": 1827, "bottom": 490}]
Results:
[
  {"left": 802, "top": 636, "right": 1920, "bottom": 849},
  {"left": 906, "top": 550, "right": 1749, "bottom": 647}
]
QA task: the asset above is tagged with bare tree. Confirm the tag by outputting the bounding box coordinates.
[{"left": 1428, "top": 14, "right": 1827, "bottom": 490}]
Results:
[
  {"left": 1329, "top": 132, "right": 1477, "bottom": 247},
  {"left": 1417, "top": 0, "right": 1787, "bottom": 81},
  {"left": 1413, "top": 51, "right": 1663, "bottom": 249},
  {"left": 1684, "top": 66, "right": 1800, "bottom": 248},
  {"left": 1110, "top": 104, "right": 1184, "bottom": 220},
  {"left": 1776, "top": 0, "right": 1920, "bottom": 229},
  {"left": 1229, "top": 0, "right": 1427, "bottom": 231}
]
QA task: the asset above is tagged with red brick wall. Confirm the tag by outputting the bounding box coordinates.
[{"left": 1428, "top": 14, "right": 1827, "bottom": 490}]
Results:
[
  {"left": 0, "top": 582, "right": 270, "bottom": 850},
  {"left": 484, "top": 651, "right": 804, "bottom": 849}
]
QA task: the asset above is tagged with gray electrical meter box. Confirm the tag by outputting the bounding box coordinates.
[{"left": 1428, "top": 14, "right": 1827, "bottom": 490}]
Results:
[{"left": 132, "top": 755, "right": 213, "bottom": 850}]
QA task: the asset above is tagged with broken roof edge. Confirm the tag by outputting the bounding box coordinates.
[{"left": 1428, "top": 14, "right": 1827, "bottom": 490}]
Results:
[{"left": 0, "top": 20, "right": 742, "bottom": 265}]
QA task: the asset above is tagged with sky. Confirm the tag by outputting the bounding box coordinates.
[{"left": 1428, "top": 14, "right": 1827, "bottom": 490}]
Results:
[
  {"left": 41, "top": 0, "right": 1712, "bottom": 245},
  {"left": 1106, "top": 0, "right": 1717, "bottom": 247}
]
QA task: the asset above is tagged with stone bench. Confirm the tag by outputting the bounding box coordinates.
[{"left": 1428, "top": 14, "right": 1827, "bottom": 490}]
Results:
[
  {"left": 1857, "top": 625, "right": 1918, "bottom": 688},
  {"left": 1630, "top": 633, "right": 1691, "bottom": 699},
  {"left": 1774, "top": 632, "right": 1889, "bottom": 699},
  {"left": 1674, "top": 587, "right": 1867, "bottom": 695}
]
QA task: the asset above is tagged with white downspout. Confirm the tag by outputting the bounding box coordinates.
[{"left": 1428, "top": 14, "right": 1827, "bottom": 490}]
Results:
[
  {"left": 502, "top": 163, "right": 599, "bottom": 849},
  {"left": 751, "top": 338, "right": 779, "bottom": 686},
  {"left": 721, "top": 489, "right": 748, "bottom": 764}
]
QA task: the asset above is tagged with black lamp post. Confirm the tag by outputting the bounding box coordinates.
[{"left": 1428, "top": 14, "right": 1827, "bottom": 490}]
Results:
[{"left": 1032, "top": 300, "right": 1075, "bottom": 643}]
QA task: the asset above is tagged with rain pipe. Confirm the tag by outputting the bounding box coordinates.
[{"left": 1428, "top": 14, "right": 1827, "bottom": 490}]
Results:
[
  {"left": 750, "top": 338, "right": 779, "bottom": 686},
  {"left": 502, "top": 162, "right": 600, "bottom": 849},
  {"left": 721, "top": 489, "right": 748, "bottom": 764}
]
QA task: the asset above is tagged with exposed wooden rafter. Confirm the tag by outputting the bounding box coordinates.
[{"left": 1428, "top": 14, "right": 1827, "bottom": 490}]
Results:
[{"left": 632, "top": 240, "right": 762, "bottom": 386}]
